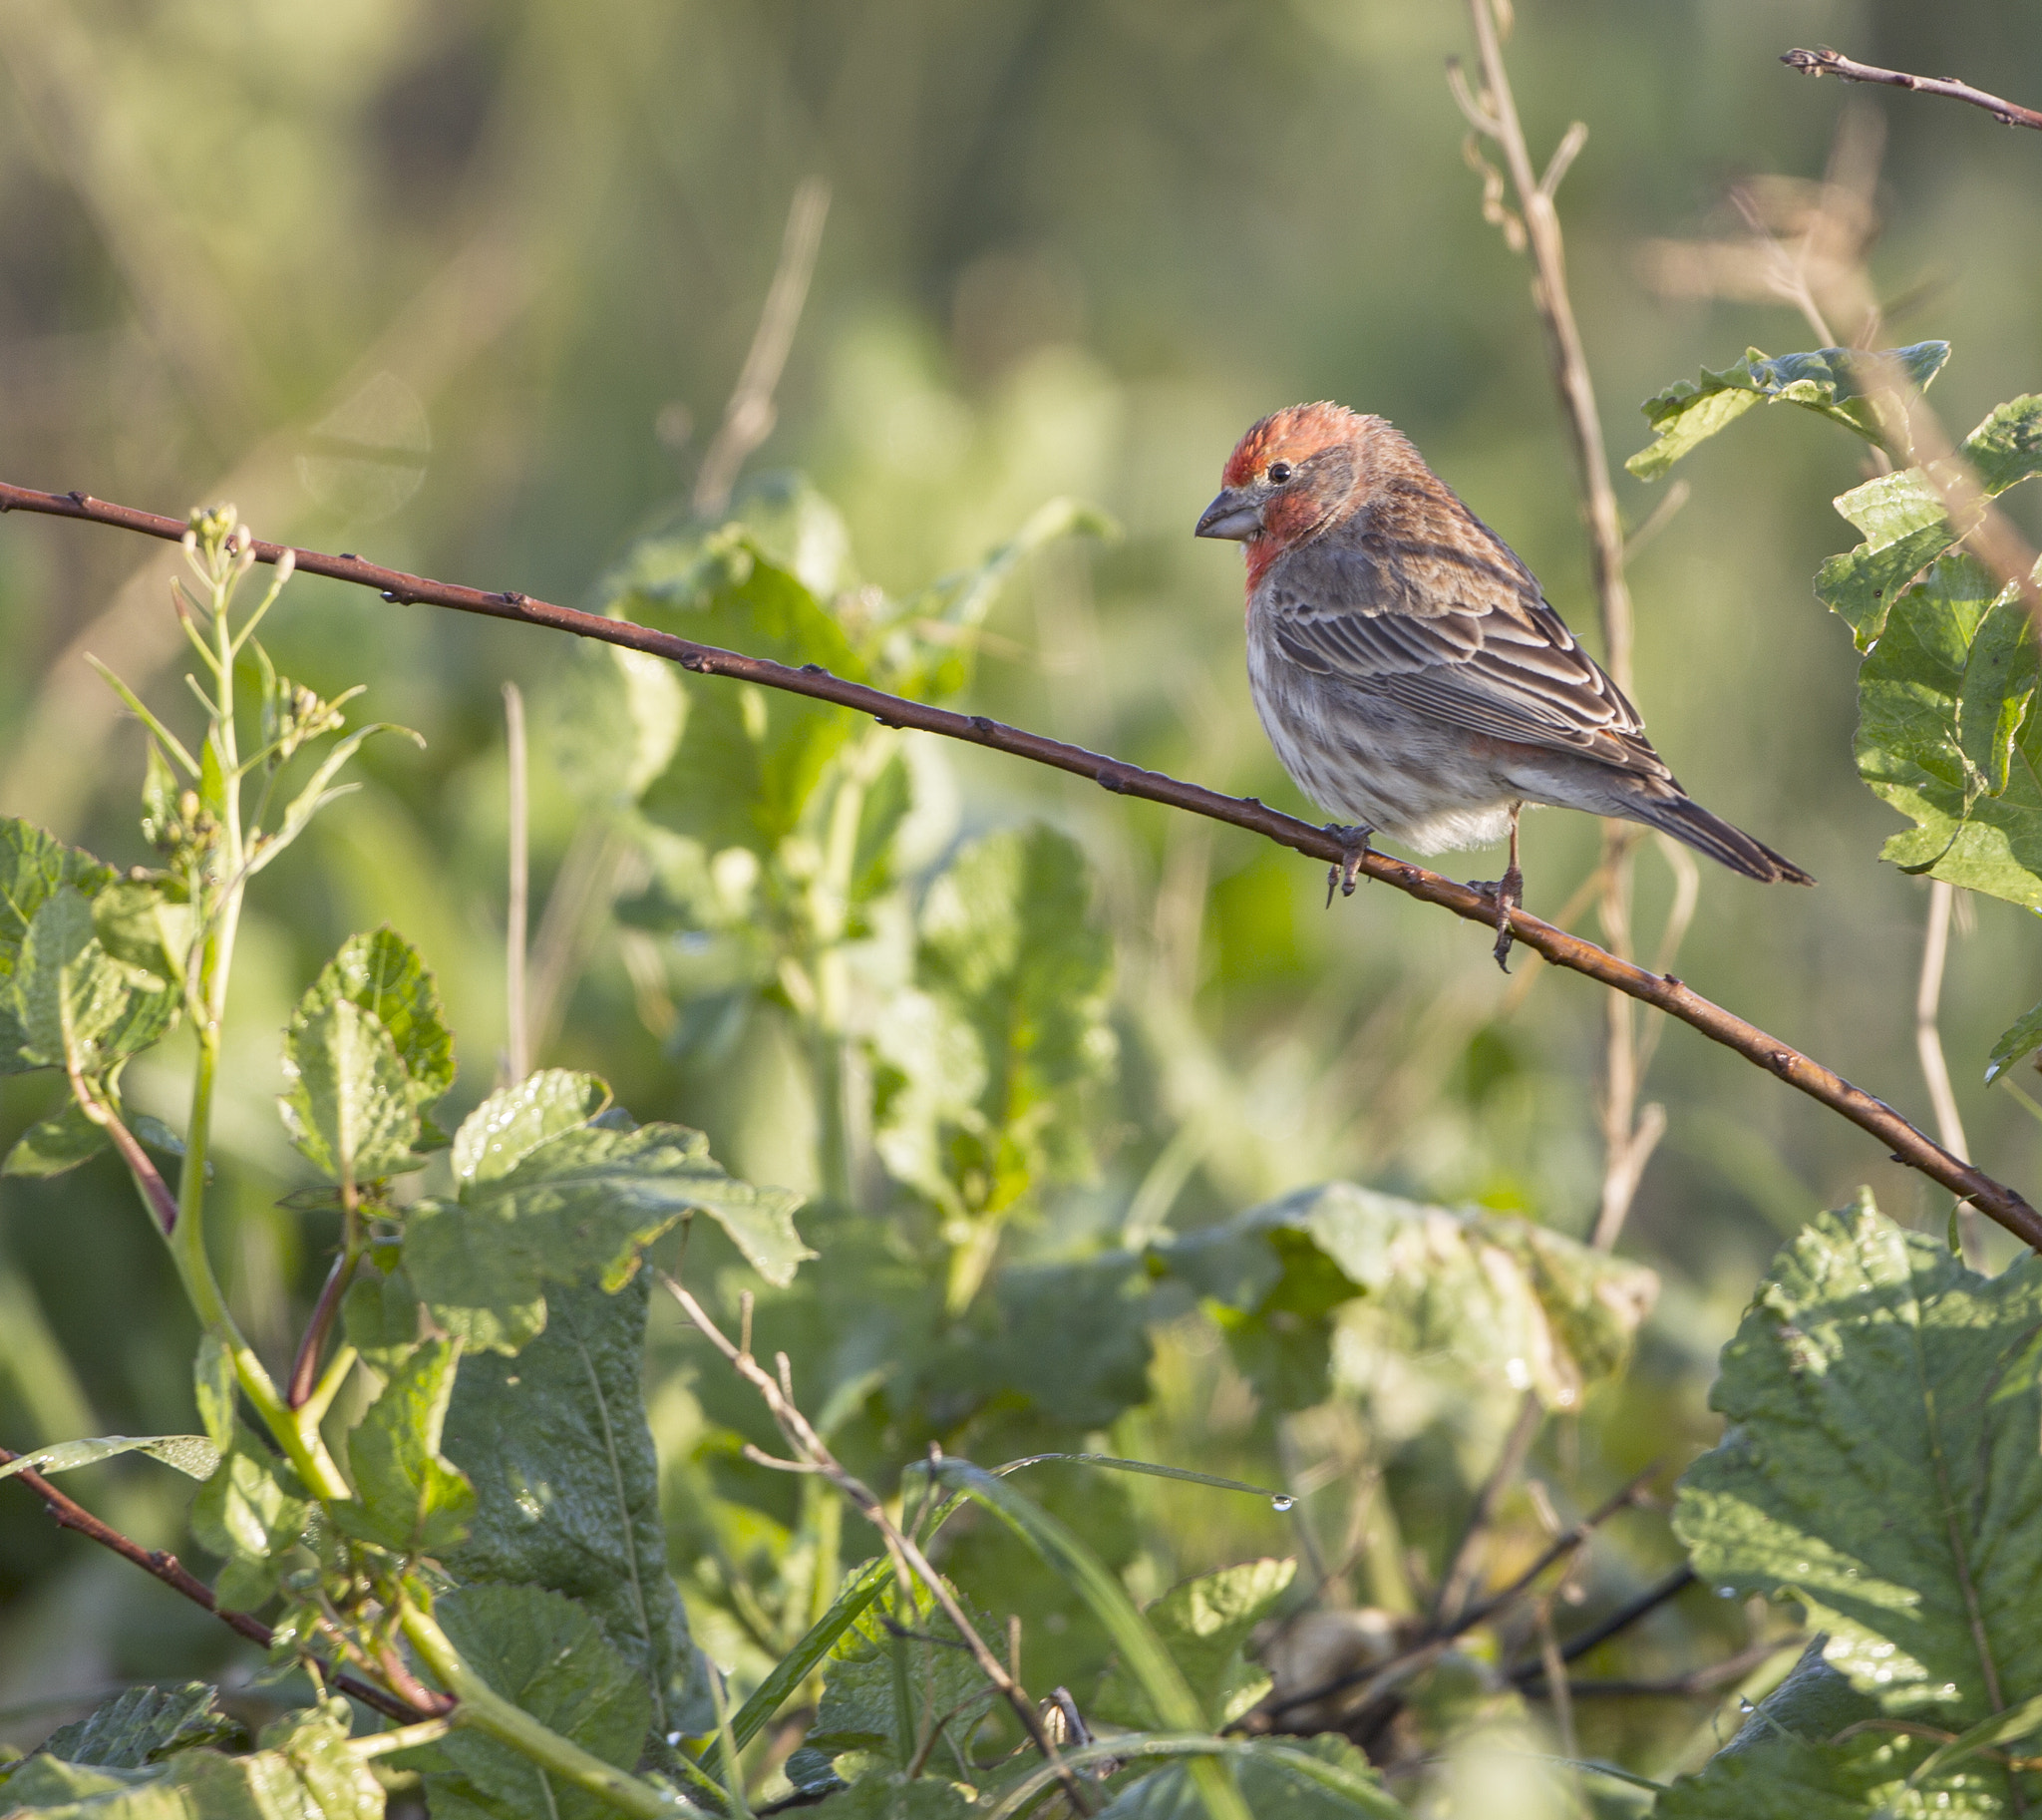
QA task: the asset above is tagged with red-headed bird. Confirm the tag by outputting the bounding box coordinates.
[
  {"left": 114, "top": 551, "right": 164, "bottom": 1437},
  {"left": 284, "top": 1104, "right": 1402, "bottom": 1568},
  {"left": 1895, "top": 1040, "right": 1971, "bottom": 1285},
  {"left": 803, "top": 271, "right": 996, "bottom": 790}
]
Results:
[{"left": 1195, "top": 403, "right": 1811, "bottom": 965}]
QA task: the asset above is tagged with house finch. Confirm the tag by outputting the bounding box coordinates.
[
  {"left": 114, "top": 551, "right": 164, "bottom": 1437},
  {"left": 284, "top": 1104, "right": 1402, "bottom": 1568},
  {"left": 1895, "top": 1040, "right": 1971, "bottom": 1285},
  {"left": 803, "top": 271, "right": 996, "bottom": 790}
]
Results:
[{"left": 1196, "top": 402, "right": 1812, "bottom": 966}]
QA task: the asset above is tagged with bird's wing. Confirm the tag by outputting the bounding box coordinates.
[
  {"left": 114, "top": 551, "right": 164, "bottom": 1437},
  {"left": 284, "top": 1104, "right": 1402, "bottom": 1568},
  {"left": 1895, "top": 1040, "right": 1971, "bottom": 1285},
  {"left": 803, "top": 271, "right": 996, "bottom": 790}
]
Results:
[{"left": 1261, "top": 530, "right": 1668, "bottom": 778}]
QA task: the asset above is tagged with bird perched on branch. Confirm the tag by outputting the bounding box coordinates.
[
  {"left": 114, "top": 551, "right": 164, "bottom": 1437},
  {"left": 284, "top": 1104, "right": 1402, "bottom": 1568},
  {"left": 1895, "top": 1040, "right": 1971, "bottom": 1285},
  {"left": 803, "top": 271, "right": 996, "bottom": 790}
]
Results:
[{"left": 1195, "top": 402, "right": 1812, "bottom": 967}]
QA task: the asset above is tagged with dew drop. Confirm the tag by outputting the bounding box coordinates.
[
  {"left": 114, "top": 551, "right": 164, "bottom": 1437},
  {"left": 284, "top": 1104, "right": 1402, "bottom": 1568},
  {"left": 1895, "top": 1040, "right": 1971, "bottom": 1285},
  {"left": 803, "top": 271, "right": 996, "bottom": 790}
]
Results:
[
  {"left": 1270, "top": 1495, "right": 1295, "bottom": 1514},
  {"left": 1715, "top": 1586, "right": 1738, "bottom": 1599}
]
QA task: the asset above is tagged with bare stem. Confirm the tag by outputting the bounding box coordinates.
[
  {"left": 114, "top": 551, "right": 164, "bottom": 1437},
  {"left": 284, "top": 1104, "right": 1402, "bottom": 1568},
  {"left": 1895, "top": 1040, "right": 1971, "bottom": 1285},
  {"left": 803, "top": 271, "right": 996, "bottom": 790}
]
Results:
[
  {"left": 0, "top": 1442, "right": 427, "bottom": 1723},
  {"left": 504, "top": 680, "right": 529, "bottom": 1084},
  {"left": 1, "top": 482, "right": 2036, "bottom": 1247},
  {"left": 1782, "top": 48, "right": 2042, "bottom": 134}
]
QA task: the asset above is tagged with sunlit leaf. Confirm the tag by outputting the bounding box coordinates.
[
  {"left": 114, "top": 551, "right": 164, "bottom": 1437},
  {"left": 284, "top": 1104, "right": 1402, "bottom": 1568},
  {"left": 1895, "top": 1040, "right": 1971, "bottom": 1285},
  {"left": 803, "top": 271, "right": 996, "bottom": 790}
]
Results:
[
  {"left": 0, "top": 1433, "right": 218, "bottom": 1483},
  {"left": 8, "top": 889, "right": 177, "bottom": 1076},
  {"left": 298, "top": 927, "right": 456, "bottom": 1134},
  {"left": 36, "top": 1682, "right": 236, "bottom": 1769},
  {"left": 445, "top": 1277, "right": 711, "bottom": 1742},
  {"left": 188, "top": 1428, "right": 310, "bottom": 1612},
  {"left": 278, "top": 994, "right": 422, "bottom": 1184},
  {"left": 1095, "top": 1559, "right": 1296, "bottom": 1730},
  {"left": 2, "top": 1098, "right": 110, "bottom": 1178},
  {"left": 330, "top": 1337, "right": 475, "bottom": 1558},
  {"left": 1675, "top": 1194, "right": 2042, "bottom": 1772}
]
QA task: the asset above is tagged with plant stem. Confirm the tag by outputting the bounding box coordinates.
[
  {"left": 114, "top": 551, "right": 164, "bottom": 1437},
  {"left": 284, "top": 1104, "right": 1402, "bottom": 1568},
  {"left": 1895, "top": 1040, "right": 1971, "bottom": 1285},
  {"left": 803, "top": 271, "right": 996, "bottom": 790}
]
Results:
[{"left": 401, "top": 1605, "right": 699, "bottom": 1818}]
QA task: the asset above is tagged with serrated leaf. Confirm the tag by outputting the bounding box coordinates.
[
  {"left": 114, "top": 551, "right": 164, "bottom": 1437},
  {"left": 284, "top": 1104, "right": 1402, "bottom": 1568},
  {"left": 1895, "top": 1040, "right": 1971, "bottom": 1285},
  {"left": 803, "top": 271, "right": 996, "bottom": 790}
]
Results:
[
  {"left": 298, "top": 928, "right": 455, "bottom": 1122},
  {"left": 37, "top": 1684, "right": 235, "bottom": 1768},
  {"left": 1815, "top": 470, "right": 1956, "bottom": 651},
  {"left": 3, "top": 1098, "right": 110, "bottom": 1178},
  {"left": 278, "top": 996, "right": 421, "bottom": 1185},
  {"left": 0, "top": 820, "right": 115, "bottom": 968},
  {"left": 1627, "top": 342, "right": 1949, "bottom": 481},
  {"left": 0, "top": 1433, "right": 217, "bottom": 1484},
  {"left": 444, "top": 1277, "right": 710, "bottom": 1742},
  {"left": 1096, "top": 1559, "right": 1296, "bottom": 1731},
  {"left": 1855, "top": 554, "right": 2042, "bottom": 907},
  {"left": 10, "top": 890, "right": 177, "bottom": 1076},
  {"left": 416, "top": 1585, "right": 652, "bottom": 1820},
  {"left": 1652, "top": 1645, "right": 2019, "bottom": 1818},
  {"left": 1955, "top": 588, "right": 2037, "bottom": 799},
  {"left": 408, "top": 1078, "right": 807, "bottom": 1352},
  {"left": 330, "top": 1338, "right": 474, "bottom": 1558},
  {"left": 1674, "top": 1194, "right": 2042, "bottom": 1754}
]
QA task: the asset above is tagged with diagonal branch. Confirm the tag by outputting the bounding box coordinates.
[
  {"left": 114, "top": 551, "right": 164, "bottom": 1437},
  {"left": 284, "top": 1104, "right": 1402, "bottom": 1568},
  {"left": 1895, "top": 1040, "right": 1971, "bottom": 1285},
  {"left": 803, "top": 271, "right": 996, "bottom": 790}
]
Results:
[
  {"left": 0, "top": 1443, "right": 435, "bottom": 1725},
  {"left": 1782, "top": 49, "right": 2042, "bottom": 134},
  {"left": 0, "top": 478, "right": 2037, "bottom": 1249}
]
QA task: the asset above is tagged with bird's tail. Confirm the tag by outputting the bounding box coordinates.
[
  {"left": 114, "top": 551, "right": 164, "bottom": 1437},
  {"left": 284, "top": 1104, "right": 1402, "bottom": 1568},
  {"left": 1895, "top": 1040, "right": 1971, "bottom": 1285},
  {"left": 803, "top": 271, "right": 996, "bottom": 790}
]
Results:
[{"left": 1633, "top": 793, "right": 1815, "bottom": 886}]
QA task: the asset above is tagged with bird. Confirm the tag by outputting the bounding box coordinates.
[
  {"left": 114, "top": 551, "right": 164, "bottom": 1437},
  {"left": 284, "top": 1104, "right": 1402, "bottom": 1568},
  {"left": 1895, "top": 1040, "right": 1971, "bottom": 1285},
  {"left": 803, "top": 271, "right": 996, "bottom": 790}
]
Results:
[{"left": 1194, "top": 401, "right": 1812, "bottom": 967}]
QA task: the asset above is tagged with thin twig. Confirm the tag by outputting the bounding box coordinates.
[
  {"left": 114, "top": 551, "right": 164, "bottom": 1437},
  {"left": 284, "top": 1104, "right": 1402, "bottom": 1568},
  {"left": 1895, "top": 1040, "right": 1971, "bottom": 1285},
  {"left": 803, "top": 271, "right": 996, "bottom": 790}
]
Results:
[
  {"left": 693, "top": 179, "right": 832, "bottom": 520},
  {"left": 1782, "top": 48, "right": 2042, "bottom": 134},
  {"left": 1915, "top": 880, "right": 1984, "bottom": 1268},
  {"left": 1, "top": 484, "right": 2036, "bottom": 1248},
  {"left": 0, "top": 1443, "right": 433, "bottom": 1724},
  {"left": 1462, "top": 0, "right": 1668, "bottom": 1252},
  {"left": 1533, "top": 1600, "right": 1577, "bottom": 1760},
  {"left": 503, "top": 681, "right": 529, "bottom": 1084},
  {"left": 655, "top": 1273, "right": 1097, "bottom": 1815}
]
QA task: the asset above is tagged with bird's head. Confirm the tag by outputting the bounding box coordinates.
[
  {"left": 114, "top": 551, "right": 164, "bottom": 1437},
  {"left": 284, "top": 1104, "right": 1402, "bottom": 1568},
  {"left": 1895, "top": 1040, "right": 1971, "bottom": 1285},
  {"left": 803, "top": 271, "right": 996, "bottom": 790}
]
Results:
[{"left": 1196, "top": 401, "right": 1368, "bottom": 580}]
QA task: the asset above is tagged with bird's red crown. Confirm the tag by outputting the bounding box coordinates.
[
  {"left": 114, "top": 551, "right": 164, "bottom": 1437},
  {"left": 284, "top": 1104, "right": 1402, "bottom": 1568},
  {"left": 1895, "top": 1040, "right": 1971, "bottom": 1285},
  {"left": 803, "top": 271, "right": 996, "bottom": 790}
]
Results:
[{"left": 1221, "top": 400, "right": 1361, "bottom": 487}]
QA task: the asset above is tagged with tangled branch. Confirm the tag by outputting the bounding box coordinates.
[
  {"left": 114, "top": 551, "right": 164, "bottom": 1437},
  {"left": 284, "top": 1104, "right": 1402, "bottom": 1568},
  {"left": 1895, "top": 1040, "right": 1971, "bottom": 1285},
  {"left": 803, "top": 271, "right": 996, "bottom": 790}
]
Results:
[{"left": 0, "top": 479, "right": 2036, "bottom": 1248}]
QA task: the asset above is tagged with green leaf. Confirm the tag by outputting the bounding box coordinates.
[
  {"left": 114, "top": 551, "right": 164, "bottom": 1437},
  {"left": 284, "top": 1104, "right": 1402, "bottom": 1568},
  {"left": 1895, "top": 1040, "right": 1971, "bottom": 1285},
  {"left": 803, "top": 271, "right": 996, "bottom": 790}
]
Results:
[
  {"left": 1956, "top": 393, "right": 2042, "bottom": 495},
  {"left": 1651, "top": 1645, "right": 2019, "bottom": 1818},
  {"left": 874, "top": 824, "right": 1115, "bottom": 1220},
  {"left": 444, "top": 1277, "right": 710, "bottom": 1742},
  {"left": 716, "top": 1556, "right": 894, "bottom": 1766},
  {"left": 299, "top": 928, "right": 455, "bottom": 1132},
  {"left": 9, "top": 889, "right": 177, "bottom": 1076},
  {"left": 36, "top": 1684, "right": 235, "bottom": 1768},
  {"left": 803, "top": 1589, "right": 992, "bottom": 1773},
  {"left": 278, "top": 995, "right": 421, "bottom": 1185},
  {"left": 1154, "top": 1184, "right": 1657, "bottom": 1413},
  {"left": 1674, "top": 1195, "right": 2042, "bottom": 1762},
  {"left": 1814, "top": 470, "right": 1955, "bottom": 650},
  {"left": 92, "top": 881, "right": 192, "bottom": 993},
  {"left": 966, "top": 1255, "right": 1154, "bottom": 1428},
  {"left": 1627, "top": 342, "right": 1949, "bottom": 480},
  {"left": 0, "top": 820, "right": 115, "bottom": 968},
  {"left": 0, "top": 1710, "right": 385, "bottom": 1820},
  {"left": 330, "top": 1338, "right": 475, "bottom": 1558},
  {"left": 628, "top": 541, "right": 868, "bottom": 853},
  {"left": 407, "top": 1073, "right": 808, "bottom": 1352},
  {"left": 810, "top": 1770, "right": 982, "bottom": 1820},
  {"left": 1987, "top": 997, "right": 2042, "bottom": 1084},
  {"left": 418, "top": 1585, "right": 652, "bottom": 1820},
  {"left": 1095, "top": 1559, "right": 1296, "bottom": 1731},
  {"left": 193, "top": 1333, "right": 235, "bottom": 1453},
  {"left": 0, "top": 1433, "right": 217, "bottom": 1484},
  {"left": 189, "top": 1429, "right": 310, "bottom": 1612},
  {"left": 1855, "top": 555, "right": 2042, "bottom": 906},
  {"left": 3, "top": 1099, "right": 111, "bottom": 1178},
  {"left": 1955, "top": 588, "right": 2038, "bottom": 800}
]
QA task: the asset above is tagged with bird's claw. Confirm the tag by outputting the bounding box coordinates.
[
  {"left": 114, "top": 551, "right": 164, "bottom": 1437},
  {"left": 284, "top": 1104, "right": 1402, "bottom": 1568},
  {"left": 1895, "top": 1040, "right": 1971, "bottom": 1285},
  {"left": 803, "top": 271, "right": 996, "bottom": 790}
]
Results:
[
  {"left": 1323, "top": 825, "right": 1374, "bottom": 907},
  {"left": 1470, "top": 865, "right": 1525, "bottom": 971}
]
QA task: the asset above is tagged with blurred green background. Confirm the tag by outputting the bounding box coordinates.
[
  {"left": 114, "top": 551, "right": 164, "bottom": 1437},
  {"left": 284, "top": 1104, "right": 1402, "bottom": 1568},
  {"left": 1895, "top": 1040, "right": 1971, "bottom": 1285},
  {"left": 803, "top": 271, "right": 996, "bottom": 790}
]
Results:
[{"left": 3, "top": 0, "right": 2040, "bottom": 1786}]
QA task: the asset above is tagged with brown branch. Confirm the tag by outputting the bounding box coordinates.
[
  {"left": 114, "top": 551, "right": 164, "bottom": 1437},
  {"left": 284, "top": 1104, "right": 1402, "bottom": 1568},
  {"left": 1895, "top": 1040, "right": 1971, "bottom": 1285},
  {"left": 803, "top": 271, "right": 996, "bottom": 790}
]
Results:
[
  {"left": 0, "top": 480, "right": 2036, "bottom": 1250},
  {"left": 0, "top": 1443, "right": 434, "bottom": 1724},
  {"left": 657, "top": 1274, "right": 1096, "bottom": 1814},
  {"left": 1783, "top": 48, "right": 2042, "bottom": 134}
]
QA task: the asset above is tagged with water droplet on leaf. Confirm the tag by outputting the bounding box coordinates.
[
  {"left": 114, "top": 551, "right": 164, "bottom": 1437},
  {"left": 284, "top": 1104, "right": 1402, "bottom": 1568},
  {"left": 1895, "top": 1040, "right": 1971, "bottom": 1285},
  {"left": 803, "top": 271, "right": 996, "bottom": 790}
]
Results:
[{"left": 1270, "top": 1495, "right": 1295, "bottom": 1514}]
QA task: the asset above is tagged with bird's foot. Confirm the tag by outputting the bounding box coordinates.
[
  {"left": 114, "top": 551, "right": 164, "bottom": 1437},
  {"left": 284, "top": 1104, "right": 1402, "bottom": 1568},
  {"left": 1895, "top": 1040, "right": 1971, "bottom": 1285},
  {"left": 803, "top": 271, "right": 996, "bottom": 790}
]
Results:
[
  {"left": 1470, "top": 864, "right": 1524, "bottom": 971},
  {"left": 1323, "top": 825, "right": 1374, "bottom": 907}
]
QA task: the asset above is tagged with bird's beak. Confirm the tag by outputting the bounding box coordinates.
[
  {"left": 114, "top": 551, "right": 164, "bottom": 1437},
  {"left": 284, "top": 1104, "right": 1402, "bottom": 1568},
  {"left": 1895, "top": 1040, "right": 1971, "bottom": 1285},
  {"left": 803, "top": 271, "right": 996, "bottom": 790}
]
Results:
[{"left": 1194, "top": 487, "right": 1263, "bottom": 541}]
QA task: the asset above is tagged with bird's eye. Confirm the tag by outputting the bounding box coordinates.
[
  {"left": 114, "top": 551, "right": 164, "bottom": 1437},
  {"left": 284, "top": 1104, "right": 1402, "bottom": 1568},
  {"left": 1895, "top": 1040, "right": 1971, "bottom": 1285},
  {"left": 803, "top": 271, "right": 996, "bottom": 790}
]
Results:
[{"left": 1266, "top": 461, "right": 1293, "bottom": 484}]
